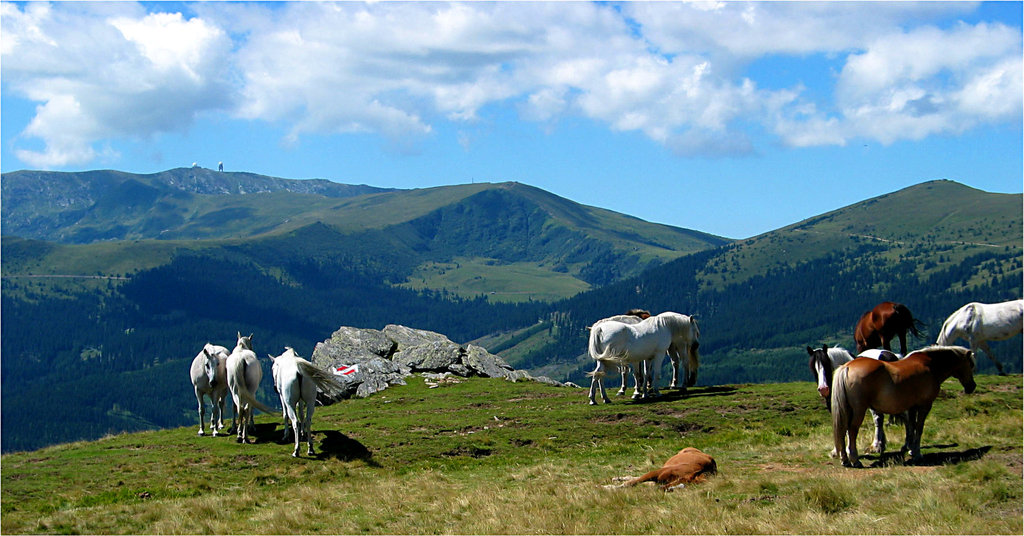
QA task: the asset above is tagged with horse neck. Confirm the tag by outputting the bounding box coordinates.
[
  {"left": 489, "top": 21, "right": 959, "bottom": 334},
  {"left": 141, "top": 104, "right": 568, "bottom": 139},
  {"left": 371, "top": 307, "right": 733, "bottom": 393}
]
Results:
[
  {"left": 909, "top": 348, "right": 969, "bottom": 385},
  {"left": 827, "top": 347, "right": 853, "bottom": 366}
]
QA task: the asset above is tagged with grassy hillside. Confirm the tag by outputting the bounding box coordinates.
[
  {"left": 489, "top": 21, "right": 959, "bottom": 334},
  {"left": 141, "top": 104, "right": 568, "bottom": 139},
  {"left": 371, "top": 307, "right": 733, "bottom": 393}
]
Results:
[
  {"left": 2, "top": 374, "right": 1020, "bottom": 534},
  {"left": 698, "top": 180, "right": 1022, "bottom": 290}
]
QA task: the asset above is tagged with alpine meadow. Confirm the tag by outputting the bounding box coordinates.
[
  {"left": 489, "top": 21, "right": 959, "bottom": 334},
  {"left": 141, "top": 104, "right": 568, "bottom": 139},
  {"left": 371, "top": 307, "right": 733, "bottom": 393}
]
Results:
[{"left": 1, "top": 168, "right": 1021, "bottom": 534}]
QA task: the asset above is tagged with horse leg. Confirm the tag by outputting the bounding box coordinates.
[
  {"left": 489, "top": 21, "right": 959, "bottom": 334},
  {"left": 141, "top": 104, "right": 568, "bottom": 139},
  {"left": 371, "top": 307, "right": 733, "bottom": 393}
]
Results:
[
  {"left": 977, "top": 340, "right": 1006, "bottom": 375},
  {"left": 228, "top": 401, "right": 239, "bottom": 434},
  {"left": 631, "top": 363, "right": 646, "bottom": 400},
  {"left": 195, "top": 389, "right": 207, "bottom": 436},
  {"left": 211, "top": 393, "right": 221, "bottom": 437},
  {"left": 589, "top": 362, "right": 611, "bottom": 405},
  {"left": 868, "top": 409, "right": 886, "bottom": 454},
  {"left": 616, "top": 365, "right": 629, "bottom": 396},
  {"left": 669, "top": 351, "right": 681, "bottom": 389},
  {"left": 651, "top": 354, "right": 663, "bottom": 398},
  {"left": 897, "top": 333, "right": 907, "bottom": 356},
  {"left": 907, "top": 403, "right": 932, "bottom": 463},
  {"left": 304, "top": 400, "right": 316, "bottom": 456},
  {"left": 845, "top": 409, "right": 867, "bottom": 468}
]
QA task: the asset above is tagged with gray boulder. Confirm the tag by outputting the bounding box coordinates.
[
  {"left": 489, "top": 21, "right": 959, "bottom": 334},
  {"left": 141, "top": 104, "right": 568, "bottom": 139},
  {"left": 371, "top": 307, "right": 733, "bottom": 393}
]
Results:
[{"left": 311, "top": 324, "right": 565, "bottom": 403}]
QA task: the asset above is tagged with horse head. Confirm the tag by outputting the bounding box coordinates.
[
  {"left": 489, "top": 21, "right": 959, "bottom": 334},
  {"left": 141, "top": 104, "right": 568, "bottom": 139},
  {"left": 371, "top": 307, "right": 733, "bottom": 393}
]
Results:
[
  {"left": 806, "top": 345, "right": 833, "bottom": 408},
  {"left": 953, "top": 347, "right": 977, "bottom": 394},
  {"left": 202, "top": 348, "right": 221, "bottom": 388},
  {"left": 236, "top": 332, "right": 254, "bottom": 351}
]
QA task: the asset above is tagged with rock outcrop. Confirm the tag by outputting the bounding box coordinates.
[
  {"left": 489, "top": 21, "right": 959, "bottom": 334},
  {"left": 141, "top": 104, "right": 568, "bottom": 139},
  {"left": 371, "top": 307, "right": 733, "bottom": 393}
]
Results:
[{"left": 311, "top": 324, "right": 563, "bottom": 401}]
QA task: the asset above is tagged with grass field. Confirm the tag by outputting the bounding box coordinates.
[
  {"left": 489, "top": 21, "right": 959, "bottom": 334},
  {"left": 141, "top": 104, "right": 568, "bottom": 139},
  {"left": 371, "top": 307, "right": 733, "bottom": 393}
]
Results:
[{"left": 2, "top": 374, "right": 1020, "bottom": 534}]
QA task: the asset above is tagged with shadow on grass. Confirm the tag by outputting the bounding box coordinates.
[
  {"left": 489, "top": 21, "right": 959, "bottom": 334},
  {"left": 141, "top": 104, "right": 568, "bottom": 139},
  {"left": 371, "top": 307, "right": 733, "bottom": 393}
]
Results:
[
  {"left": 864, "top": 444, "right": 992, "bottom": 468},
  {"left": 317, "top": 430, "right": 381, "bottom": 466},
  {"left": 629, "top": 385, "right": 738, "bottom": 404}
]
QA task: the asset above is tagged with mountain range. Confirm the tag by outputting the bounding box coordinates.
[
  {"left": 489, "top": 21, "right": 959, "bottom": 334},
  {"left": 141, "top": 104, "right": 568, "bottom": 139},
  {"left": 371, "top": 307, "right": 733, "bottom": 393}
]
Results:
[{"left": 1, "top": 168, "right": 1020, "bottom": 452}]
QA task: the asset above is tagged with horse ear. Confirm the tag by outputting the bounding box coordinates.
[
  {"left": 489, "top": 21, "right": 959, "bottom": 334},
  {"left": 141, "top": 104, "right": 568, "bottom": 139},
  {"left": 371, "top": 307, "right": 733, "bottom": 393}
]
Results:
[
  {"left": 237, "top": 331, "right": 242, "bottom": 339},
  {"left": 248, "top": 333, "right": 254, "bottom": 340},
  {"left": 806, "top": 346, "right": 815, "bottom": 355},
  {"left": 823, "top": 343, "right": 828, "bottom": 351}
]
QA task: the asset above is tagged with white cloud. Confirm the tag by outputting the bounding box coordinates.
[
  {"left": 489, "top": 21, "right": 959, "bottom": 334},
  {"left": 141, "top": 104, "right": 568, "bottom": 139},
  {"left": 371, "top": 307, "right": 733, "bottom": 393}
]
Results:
[
  {"left": 2, "top": 3, "right": 232, "bottom": 168},
  {"left": 2, "top": 1, "right": 1020, "bottom": 168}
]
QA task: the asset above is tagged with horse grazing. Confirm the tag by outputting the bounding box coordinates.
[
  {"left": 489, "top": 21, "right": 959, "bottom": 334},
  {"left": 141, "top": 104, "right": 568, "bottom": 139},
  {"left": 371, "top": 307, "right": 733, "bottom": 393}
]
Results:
[
  {"left": 590, "top": 309, "right": 653, "bottom": 396},
  {"left": 226, "top": 333, "right": 275, "bottom": 444},
  {"left": 189, "top": 343, "right": 231, "bottom": 436},
  {"left": 855, "top": 301, "right": 923, "bottom": 355},
  {"left": 270, "top": 347, "right": 347, "bottom": 457},
  {"left": 806, "top": 345, "right": 902, "bottom": 455},
  {"left": 936, "top": 299, "right": 1023, "bottom": 375},
  {"left": 831, "top": 345, "right": 976, "bottom": 468},
  {"left": 622, "top": 447, "right": 717, "bottom": 491},
  {"left": 587, "top": 312, "right": 699, "bottom": 404}
]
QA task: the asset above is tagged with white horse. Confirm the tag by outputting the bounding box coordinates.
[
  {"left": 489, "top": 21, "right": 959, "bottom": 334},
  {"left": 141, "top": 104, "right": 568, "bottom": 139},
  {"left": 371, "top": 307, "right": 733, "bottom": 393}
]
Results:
[
  {"left": 189, "top": 343, "right": 231, "bottom": 436},
  {"left": 269, "top": 347, "right": 347, "bottom": 457},
  {"left": 226, "top": 333, "right": 274, "bottom": 444},
  {"left": 936, "top": 299, "right": 1023, "bottom": 375},
  {"left": 589, "top": 312, "right": 651, "bottom": 396},
  {"left": 806, "top": 344, "right": 904, "bottom": 455},
  {"left": 587, "top": 312, "right": 700, "bottom": 405}
]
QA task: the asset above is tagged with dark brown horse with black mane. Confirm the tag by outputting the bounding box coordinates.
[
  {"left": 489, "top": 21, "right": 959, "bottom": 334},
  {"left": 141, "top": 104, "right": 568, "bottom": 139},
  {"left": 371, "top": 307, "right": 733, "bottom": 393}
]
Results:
[{"left": 855, "top": 301, "right": 923, "bottom": 355}]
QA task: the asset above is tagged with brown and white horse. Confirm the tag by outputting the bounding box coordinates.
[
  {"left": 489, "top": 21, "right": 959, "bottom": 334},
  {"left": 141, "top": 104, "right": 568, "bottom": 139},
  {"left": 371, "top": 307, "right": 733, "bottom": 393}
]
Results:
[
  {"left": 831, "top": 345, "right": 976, "bottom": 468},
  {"left": 854, "top": 301, "right": 923, "bottom": 355}
]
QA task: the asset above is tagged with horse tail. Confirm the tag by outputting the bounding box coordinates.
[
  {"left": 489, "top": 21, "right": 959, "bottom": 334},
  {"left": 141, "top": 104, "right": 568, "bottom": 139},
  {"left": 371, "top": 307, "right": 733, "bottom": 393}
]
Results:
[
  {"left": 295, "top": 359, "right": 347, "bottom": 401},
  {"left": 830, "top": 365, "right": 851, "bottom": 451},
  {"left": 893, "top": 303, "right": 924, "bottom": 339},
  {"left": 235, "top": 358, "right": 275, "bottom": 415}
]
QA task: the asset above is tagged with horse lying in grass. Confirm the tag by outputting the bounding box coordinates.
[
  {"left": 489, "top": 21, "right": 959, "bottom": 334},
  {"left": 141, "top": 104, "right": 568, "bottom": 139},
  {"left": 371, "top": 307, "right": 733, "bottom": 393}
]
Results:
[
  {"left": 226, "top": 333, "right": 275, "bottom": 444},
  {"left": 620, "top": 447, "right": 717, "bottom": 491},
  {"left": 189, "top": 343, "right": 231, "bottom": 436},
  {"left": 831, "top": 345, "right": 976, "bottom": 468},
  {"left": 269, "top": 347, "right": 347, "bottom": 457},
  {"left": 806, "top": 345, "right": 903, "bottom": 455},
  {"left": 587, "top": 312, "right": 699, "bottom": 404},
  {"left": 936, "top": 299, "right": 1022, "bottom": 375}
]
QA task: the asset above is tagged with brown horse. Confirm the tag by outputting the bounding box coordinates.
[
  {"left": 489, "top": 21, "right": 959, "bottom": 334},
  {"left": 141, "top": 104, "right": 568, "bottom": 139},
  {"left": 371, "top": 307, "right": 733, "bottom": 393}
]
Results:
[
  {"left": 854, "top": 301, "right": 923, "bottom": 355},
  {"left": 831, "top": 345, "right": 976, "bottom": 468},
  {"left": 623, "top": 447, "right": 717, "bottom": 491}
]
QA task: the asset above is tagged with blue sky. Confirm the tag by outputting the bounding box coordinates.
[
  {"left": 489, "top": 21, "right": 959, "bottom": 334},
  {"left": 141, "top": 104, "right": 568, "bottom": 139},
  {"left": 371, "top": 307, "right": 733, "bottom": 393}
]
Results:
[{"left": 2, "top": 1, "right": 1021, "bottom": 239}]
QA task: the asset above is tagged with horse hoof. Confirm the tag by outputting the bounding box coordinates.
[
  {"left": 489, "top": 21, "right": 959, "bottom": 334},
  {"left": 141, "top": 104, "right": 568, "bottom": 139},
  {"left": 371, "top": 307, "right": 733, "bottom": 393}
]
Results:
[
  {"left": 198, "top": 430, "right": 205, "bottom": 436},
  {"left": 589, "top": 400, "right": 597, "bottom": 406}
]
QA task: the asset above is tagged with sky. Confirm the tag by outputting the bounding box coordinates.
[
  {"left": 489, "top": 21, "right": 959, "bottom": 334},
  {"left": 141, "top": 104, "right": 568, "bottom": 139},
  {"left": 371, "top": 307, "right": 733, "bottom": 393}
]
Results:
[{"left": 2, "top": 1, "right": 1021, "bottom": 239}]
